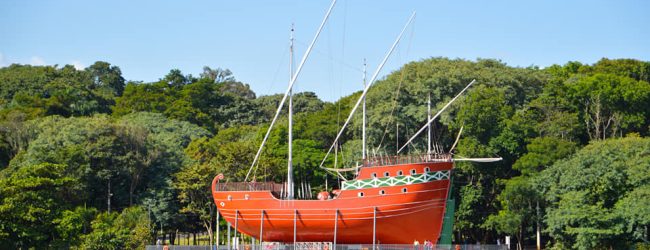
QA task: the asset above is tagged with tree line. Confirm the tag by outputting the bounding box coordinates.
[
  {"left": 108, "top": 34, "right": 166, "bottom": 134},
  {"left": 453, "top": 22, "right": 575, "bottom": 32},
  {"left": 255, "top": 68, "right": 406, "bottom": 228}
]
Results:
[{"left": 0, "top": 58, "right": 648, "bottom": 249}]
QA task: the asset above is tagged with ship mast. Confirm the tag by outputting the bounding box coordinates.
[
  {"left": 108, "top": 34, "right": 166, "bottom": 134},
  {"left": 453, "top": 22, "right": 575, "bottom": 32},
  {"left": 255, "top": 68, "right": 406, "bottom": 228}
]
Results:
[
  {"left": 287, "top": 24, "right": 295, "bottom": 199},
  {"left": 427, "top": 93, "right": 431, "bottom": 155},
  {"left": 362, "top": 59, "right": 367, "bottom": 163}
]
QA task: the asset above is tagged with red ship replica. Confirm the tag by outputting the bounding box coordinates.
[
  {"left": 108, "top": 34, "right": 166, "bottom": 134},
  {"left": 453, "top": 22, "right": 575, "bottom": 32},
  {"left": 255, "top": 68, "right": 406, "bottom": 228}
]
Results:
[
  {"left": 212, "top": 0, "right": 499, "bottom": 246},
  {"left": 212, "top": 155, "right": 453, "bottom": 244}
]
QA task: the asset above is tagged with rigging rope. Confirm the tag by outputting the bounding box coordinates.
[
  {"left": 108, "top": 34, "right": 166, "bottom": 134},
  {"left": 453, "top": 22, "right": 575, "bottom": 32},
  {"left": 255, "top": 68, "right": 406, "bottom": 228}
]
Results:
[
  {"left": 398, "top": 79, "right": 477, "bottom": 153},
  {"left": 294, "top": 39, "right": 362, "bottom": 73},
  {"left": 321, "top": 164, "right": 361, "bottom": 173},
  {"left": 245, "top": 0, "right": 338, "bottom": 182},
  {"left": 318, "top": 12, "right": 417, "bottom": 171},
  {"left": 375, "top": 19, "right": 415, "bottom": 152}
]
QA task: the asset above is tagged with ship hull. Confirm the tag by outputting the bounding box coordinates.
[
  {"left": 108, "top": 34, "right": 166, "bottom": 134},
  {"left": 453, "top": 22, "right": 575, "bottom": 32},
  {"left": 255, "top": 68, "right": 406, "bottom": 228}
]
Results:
[{"left": 212, "top": 162, "right": 452, "bottom": 244}]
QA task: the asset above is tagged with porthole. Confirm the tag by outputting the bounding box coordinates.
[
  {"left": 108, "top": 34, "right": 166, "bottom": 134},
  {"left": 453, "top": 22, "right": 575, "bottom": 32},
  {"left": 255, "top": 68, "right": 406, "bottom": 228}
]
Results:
[
  {"left": 379, "top": 190, "right": 386, "bottom": 195},
  {"left": 244, "top": 194, "right": 250, "bottom": 200},
  {"left": 410, "top": 169, "right": 417, "bottom": 175},
  {"left": 397, "top": 170, "right": 403, "bottom": 176},
  {"left": 358, "top": 192, "right": 365, "bottom": 197},
  {"left": 424, "top": 167, "right": 430, "bottom": 173},
  {"left": 384, "top": 172, "right": 390, "bottom": 177},
  {"left": 402, "top": 188, "right": 408, "bottom": 193},
  {"left": 372, "top": 172, "right": 377, "bottom": 178},
  {"left": 227, "top": 195, "right": 232, "bottom": 201}
]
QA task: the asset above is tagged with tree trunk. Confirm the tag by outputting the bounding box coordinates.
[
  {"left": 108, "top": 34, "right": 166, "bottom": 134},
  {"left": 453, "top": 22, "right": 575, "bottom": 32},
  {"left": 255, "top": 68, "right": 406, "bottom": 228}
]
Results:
[
  {"left": 517, "top": 225, "right": 524, "bottom": 250},
  {"left": 129, "top": 175, "right": 136, "bottom": 206},
  {"left": 107, "top": 179, "right": 112, "bottom": 213}
]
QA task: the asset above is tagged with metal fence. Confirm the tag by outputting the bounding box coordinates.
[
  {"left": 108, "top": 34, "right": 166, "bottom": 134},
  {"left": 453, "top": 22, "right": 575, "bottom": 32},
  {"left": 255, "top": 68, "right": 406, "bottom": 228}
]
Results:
[{"left": 146, "top": 244, "right": 509, "bottom": 250}]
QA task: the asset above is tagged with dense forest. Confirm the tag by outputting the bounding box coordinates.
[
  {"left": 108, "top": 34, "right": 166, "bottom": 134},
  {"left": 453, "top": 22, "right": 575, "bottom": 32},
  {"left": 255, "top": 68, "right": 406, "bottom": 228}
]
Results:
[{"left": 0, "top": 58, "right": 648, "bottom": 249}]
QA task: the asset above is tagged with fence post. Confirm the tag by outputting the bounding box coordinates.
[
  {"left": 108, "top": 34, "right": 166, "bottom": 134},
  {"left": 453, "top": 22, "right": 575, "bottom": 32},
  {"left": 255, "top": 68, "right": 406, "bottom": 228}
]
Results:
[
  {"left": 259, "top": 210, "right": 264, "bottom": 250},
  {"left": 334, "top": 209, "right": 338, "bottom": 250},
  {"left": 293, "top": 209, "right": 297, "bottom": 250},
  {"left": 372, "top": 207, "right": 377, "bottom": 250}
]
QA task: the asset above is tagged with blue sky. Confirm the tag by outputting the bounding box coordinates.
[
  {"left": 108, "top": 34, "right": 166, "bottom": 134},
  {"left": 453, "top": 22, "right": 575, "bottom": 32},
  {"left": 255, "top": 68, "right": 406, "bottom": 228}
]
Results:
[{"left": 2, "top": 0, "right": 649, "bottom": 101}]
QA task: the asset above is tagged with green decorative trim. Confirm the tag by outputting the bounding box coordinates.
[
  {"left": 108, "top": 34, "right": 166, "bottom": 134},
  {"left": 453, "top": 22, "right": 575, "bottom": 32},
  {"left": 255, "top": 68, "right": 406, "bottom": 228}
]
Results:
[{"left": 342, "top": 170, "right": 450, "bottom": 190}]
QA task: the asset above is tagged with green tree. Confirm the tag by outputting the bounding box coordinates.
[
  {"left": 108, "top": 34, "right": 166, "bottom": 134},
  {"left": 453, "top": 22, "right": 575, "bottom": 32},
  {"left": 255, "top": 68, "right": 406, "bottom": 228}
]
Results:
[
  {"left": 86, "top": 61, "right": 126, "bottom": 96},
  {"left": 255, "top": 91, "right": 326, "bottom": 122},
  {"left": 200, "top": 66, "right": 235, "bottom": 83},
  {"left": 568, "top": 73, "right": 650, "bottom": 140},
  {"left": 485, "top": 176, "right": 538, "bottom": 250},
  {"left": 80, "top": 206, "right": 153, "bottom": 250},
  {"left": 0, "top": 163, "right": 79, "bottom": 248},
  {"left": 537, "top": 136, "right": 650, "bottom": 249},
  {"left": 113, "top": 81, "right": 175, "bottom": 116},
  {"left": 512, "top": 137, "right": 578, "bottom": 176},
  {"left": 53, "top": 206, "right": 98, "bottom": 248},
  {"left": 0, "top": 63, "right": 118, "bottom": 118},
  {"left": 163, "top": 69, "right": 191, "bottom": 88},
  {"left": 177, "top": 125, "right": 257, "bottom": 244}
]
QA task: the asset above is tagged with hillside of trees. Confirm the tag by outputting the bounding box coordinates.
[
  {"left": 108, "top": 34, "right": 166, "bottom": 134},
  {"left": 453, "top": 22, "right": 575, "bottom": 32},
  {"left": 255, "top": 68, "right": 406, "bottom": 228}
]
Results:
[{"left": 0, "top": 58, "right": 648, "bottom": 249}]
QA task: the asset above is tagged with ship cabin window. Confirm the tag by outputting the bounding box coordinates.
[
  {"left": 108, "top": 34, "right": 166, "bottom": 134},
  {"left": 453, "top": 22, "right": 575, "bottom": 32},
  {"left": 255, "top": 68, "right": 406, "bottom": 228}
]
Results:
[
  {"left": 424, "top": 167, "right": 430, "bottom": 173},
  {"left": 402, "top": 188, "right": 408, "bottom": 193},
  {"left": 358, "top": 192, "right": 365, "bottom": 197},
  {"left": 379, "top": 190, "right": 386, "bottom": 195},
  {"left": 244, "top": 194, "right": 250, "bottom": 200},
  {"left": 397, "top": 170, "right": 403, "bottom": 176},
  {"left": 384, "top": 172, "right": 390, "bottom": 177},
  {"left": 410, "top": 169, "right": 417, "bottom": 175},
  {"left": 371, "top": 172, "right": 377, "bottom": 178},
  {"left": 227, "top": 195, "right": 232, "bottom": 201}
]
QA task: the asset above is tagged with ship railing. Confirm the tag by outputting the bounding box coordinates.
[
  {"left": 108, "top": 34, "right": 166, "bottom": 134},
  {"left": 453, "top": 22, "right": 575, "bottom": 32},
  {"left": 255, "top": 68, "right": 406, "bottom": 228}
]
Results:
[
  {"left": 215, "top": 181, "right": 321, "bottom": 200},
  {"left": 363, "top": 153, "right": 452, "bottom": 168},
  {"left": 215, "top": 182, "right": 284, "bottom": 193}
]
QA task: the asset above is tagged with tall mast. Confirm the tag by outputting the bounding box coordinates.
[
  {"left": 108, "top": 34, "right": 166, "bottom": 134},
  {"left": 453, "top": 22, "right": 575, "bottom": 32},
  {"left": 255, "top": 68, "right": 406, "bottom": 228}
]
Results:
[
  {"left": 362, "top": 59, "right": 367, "bottom": 162},
  {"left": 287, "top": 24, "right": 295, "bottom": 199},
  {"left": 427, "top": 93, "right": 431, "bottom": 155}
]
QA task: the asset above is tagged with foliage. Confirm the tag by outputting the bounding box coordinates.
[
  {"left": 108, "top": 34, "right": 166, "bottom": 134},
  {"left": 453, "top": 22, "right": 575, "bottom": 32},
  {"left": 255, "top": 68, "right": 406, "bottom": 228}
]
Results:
[
  {"left": 0, "top": 63, "right": 122, "bottom": 117},
  {"left": 254, "top": 91, "right": 326, "bottom": 122},
  {"left": 53, "top": 206, "right": 98, "bottom": 248},
  {"left": 80, "top": 206, "right": 153, "bottom": 250},
  {"left": 113, "top": 75, "right": 261, "bottom": 131},
  {"left": 512, "top": 137, "right": 578, "bottom": 176},
  {"left": 0, "top": 163, "right": 79, "bottom": 248},
  {"left": 567, "top": 73, "right": 650, "bottom": 140},
  {"left": 0, "top": 57, "right": 648, "bottom": 247},
  {"left": 537, "top": 136, "right": 650, "bottom": 249}
]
